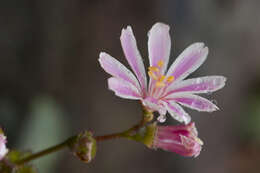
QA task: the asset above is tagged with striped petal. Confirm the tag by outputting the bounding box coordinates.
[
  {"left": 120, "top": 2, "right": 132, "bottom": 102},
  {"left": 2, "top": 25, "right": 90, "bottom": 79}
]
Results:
[
  {"left": 108, "top": 77, "right": 142, "bottom": 100},
  {"left": 148, "top": 22, "right": 171, "bottom": 74},
  {"left": 120, "top": 26, "right": 147, "bottom": 95},
  {"left": 166, "top": 101, "right": 191, "bottom": 124},
  {"left": 166, "top": 43, "right": 208, "bottom": 82},
  {"left": 142, "top": 97, "right": 167, "bottom": 115},
  {"left": 99, "top": 52, "right": 142, "bottom": 94},
  {"left": 165, "top": 76, "right": 226, "bottom": 95},
  {"left": 0, "top": 134, "right": 8, "bottom": 160},
  {"left": 166, "top": 93, "right": 218, "bottom": 112}
]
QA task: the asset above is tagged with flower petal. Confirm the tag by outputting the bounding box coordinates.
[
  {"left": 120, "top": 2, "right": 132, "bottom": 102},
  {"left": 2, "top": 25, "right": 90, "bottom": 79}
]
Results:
[
  {"left": 108, "top": 77, "right": 142, "bottom": 100},
  {"left": 166, "top": 93, "right": 218, "bottom": 112},
  {"left": 155, "top": 123, "right": 202, "bottom": 157},
  {"left": 0, "top": 134, "right": 8, "bottom": 160},
  {"left": 166, "top": 43, "right": 208, "bottom": 82},
  {"left": 120, "top": 26, "right": 147, "bottom": 95},
  {"left": 148, "top": 22, "right": 171, "bottom": 74},
  {"left": 99, "top": 52, "right": 142, "bottom": 94},
  {"left": 166, "top": 101, "right": 191, "bottom": 124},
  {"left": 142, "top": 97, "right": 167, "bottom": 115},
  {"left": 165, "top": 76, "right": 226, "bottom": 95}
]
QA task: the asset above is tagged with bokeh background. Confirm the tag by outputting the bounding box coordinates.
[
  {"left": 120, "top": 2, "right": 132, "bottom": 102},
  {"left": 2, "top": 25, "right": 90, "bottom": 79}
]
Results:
[{"left": 1, "top": 0, "right": 260, "bottom": 173}]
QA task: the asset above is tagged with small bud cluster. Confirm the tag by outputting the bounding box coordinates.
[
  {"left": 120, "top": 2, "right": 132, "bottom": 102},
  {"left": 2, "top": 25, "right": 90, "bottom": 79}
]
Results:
[{"left": 69, "top": 131, "right": 96, "bottom": 163}]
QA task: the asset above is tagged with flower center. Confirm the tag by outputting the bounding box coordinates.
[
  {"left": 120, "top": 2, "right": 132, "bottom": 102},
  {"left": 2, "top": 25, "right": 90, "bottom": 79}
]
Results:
[{"left": 148, "top": 60, "right": 175, "bottom": 88}]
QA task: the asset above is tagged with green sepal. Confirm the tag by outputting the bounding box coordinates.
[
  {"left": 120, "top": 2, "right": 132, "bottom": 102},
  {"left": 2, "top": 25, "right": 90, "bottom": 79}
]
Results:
[
  {"left": 130, "top": 123, "right": 157, "bottom": 148},
  {"left": 69, "top": 131, "right": 96, "bottom": 163},
  {"left": 142, "top": 108, "right": 154, "bottom": 123},
  {"left": 0, "top": 150, "right": 37, "bottom": 173},
  {"left": 6, "top": 150, "right": 32, "bottom": 163}
]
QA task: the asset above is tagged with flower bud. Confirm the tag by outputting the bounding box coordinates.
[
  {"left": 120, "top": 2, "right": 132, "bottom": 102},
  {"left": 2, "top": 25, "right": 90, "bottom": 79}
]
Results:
[
  {"left": 152, "top": 122, "right": 203, "bottom": 157},
  {"left": 69, "top": 131, "right": 96, "bottom": 163},
  {"left": 0, "top": 129, "right": 8, "bottom": 160}
]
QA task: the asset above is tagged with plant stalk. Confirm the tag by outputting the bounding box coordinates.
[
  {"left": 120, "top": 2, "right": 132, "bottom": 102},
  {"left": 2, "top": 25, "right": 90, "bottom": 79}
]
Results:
[{"left": 15, "top": 110, "right": 153, "bottom": 165}]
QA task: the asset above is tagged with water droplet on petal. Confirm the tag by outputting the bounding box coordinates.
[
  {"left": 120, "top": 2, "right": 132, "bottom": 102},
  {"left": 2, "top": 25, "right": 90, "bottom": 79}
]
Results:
[{"left": 157, "top": 114, "right": 166, "bottom": 123}]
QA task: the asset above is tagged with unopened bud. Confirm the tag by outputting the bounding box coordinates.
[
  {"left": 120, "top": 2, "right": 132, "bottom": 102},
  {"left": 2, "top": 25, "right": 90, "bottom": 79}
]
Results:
[
  {"left": 138, "top": 122, "right": 203, "bottom": 157},
  {"left": 69, "top": 131, "right": 96, "bottom": 163},
  {"left": 152, "top": 122, "right": 203, "bottom": 157}
]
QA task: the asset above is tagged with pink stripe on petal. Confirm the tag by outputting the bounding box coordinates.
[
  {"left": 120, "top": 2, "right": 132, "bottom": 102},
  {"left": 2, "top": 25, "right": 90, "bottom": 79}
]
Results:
[
  {"left": 99, "top": 52, "right": 142, "bottom": 93},
  {"left": 120, "top": 26, "right": 147, "bottom": 95},
  {"left": 154, "top": 123, "right": 202, "bottom": 157},
  {"left": 167, "top": 93, "right": 218, "bottom": 112},
  {"left": 142, "top": 97, "right": 167, "bottom": 115},
  {"left": 166, "top": 43, "right": 208, "bottom": 82},
  {"left": 108, "top": 77, "right": 142, "bottom": 100},
  {"left": 165, "top": 76, "right": 226, "bottom": 95},
  {"left": 148, "top": 23, "right": 171, "bottom": 74},
  {"left": 166, "top": 101, "right": 191, "bottom": 124}
]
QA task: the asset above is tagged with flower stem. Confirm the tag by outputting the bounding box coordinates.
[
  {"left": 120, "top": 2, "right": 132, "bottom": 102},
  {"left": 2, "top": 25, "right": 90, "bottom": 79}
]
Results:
[
  {"left": 14, "top": 110, "right": 153, "bottom": 165},
  {"left": 15, "top": 136, "right": 77, "bottom": 166},
  {"left": 95, "top": 132, "right": 125, "bottom": 142}
]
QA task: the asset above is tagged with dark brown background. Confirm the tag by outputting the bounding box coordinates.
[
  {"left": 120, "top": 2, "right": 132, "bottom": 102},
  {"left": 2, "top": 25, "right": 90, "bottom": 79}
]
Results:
[{"left": 1, "top": 0, "right": 260, "bottom": 173}]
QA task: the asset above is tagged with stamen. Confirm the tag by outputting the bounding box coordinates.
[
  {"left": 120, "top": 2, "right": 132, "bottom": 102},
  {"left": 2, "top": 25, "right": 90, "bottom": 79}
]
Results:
[
  {"left": 148, "top": 71, "right": 158, "bottom": 80},
  {"left": 156, "top": 81, "right": 166, "bottom": 88},
  {"left": 158, "top": 75, "right": 166, "bottom": 82},
  {"left": 148, "top": 66, "right": 159, "bottom": 72},
  {"left": 157, "top": 60, "right": 164, "bottom": 68},
  {"left": 148, "top": 63, "right": 169, "bottom": 88},
  {"left": 167, "top": 76, "right": 174, "bottom": 83}
]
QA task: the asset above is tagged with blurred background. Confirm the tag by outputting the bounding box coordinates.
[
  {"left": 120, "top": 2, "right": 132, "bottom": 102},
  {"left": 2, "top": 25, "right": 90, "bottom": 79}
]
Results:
[{"left": 0, "top": 0, "right": 260, "bottom": 172}]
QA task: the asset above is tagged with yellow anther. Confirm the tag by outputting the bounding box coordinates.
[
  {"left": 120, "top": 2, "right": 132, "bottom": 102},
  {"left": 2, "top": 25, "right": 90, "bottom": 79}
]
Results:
[
  {"left": 148, "top": 63, "right": 169, "bottom": 88},
  {"left": 167, "top": 76, "right": 175, "bottom": 83},
  {"left": 148, "top": 66, "right": 159, "bottom": 72},
  {"left": 148, "top": 71, "right": 158, "bottom": 80},
  {"left": 158, "top": 75, "right": 166, "bottom": 82},
  {"left": 156, "top": 81, "right": 166, "bottom": 88},
  {"left": 157, "top": 60, "right": 164, "bottom": 68}
]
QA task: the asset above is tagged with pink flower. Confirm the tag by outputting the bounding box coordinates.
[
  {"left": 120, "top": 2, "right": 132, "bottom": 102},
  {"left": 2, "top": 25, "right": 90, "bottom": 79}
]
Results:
[
  {"left": 99, "top": 22, "right": 226, "bottom": 124},
  {"left": 0, "top": 131, "right": 8, "bottom": 160},
  {"left": 153, "top": 122, "right": 203, "bottom": 157}
]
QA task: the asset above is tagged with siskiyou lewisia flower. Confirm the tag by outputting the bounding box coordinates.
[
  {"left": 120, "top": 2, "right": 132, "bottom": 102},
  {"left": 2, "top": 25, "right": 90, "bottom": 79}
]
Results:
[
  {"left": 0, "top": 129, "right": 8, "bottom": 160},
  {"left": 99, "top": 22, "right": 226, "bottom": 124}
]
